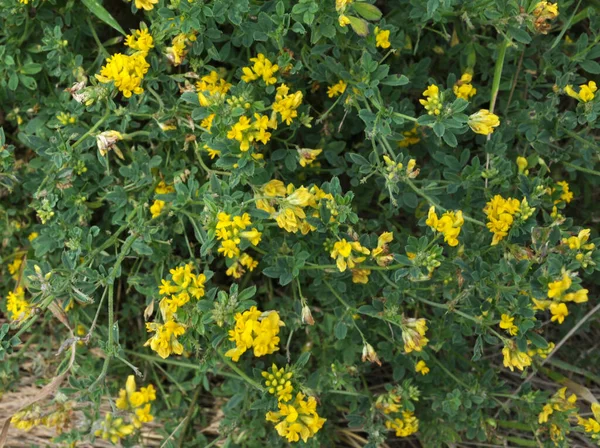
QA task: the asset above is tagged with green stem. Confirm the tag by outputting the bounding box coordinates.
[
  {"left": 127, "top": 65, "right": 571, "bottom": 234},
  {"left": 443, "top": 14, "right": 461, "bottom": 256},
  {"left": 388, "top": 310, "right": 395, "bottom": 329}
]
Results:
[
  {"left": 393, "top": 111, "right": 419, "bottom": 123},
  {"left": 178, "top": 384, "right": 203, "bottom": 448},
  {"left": 562, "top": 161, "right": 600, "bottom": 177},
  {"left": 87, "top": 17, "right": 109, "bottom": 58},
  {"left": 217, "top": 351, "right": 264, "bottom": 391},
  {"left": 489, "top": 39, "right": 509, "bottom": 114},
  {"left": 72, "top": 106, "right": 111, "bottom": 149},
  {"left": 560, "top": 127, "right": 600, "bottom": 152}
]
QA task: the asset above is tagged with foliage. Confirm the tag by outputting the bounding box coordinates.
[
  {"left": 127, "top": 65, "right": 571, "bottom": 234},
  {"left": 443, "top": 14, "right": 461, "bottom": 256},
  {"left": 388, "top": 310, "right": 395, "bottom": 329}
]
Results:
[{"left": 1, "top": 0, "right": 600, "bottom": 446}]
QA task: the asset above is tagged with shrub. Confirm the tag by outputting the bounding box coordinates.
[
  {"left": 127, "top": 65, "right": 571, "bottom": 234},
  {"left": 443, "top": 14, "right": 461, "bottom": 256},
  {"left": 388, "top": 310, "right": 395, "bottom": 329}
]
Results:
[{"left": 1, "top": 0, "right": 600, "bottom": 446}]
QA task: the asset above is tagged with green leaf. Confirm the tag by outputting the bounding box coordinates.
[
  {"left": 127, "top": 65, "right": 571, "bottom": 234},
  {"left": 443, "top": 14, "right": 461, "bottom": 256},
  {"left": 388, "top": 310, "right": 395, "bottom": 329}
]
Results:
[
  {"left": 580, "top": 60, "right": 600, "bottom": 74},
  {"left": 507, "top": 26, "right": 531, "bottom": 44},
  {"left": 334, "top": 321, "right": 348, "bottom": 340},
  {"left": 353, "top": 3, "right": 382, "bottom": 21},
  {"left": 347, "top": 16, "right": 369, "bottom": 37},
  {"left": 82, "top": 0, "right": 126, "bottom": 35},
  {"left": 381, "top": 74, "right": 409, "bottom": 86},
  {"left": 8, "top": 72, "right": 19, "bottom": 91}
]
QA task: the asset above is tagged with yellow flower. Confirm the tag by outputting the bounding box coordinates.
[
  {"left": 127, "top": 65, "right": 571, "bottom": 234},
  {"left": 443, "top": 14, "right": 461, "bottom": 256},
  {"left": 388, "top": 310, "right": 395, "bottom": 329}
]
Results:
[
  {"left": 241, "top": 53, "right": 279, "bottom": 85},
  {"left": 502, "top": 342, "right": 532, "bottom": 371},
  {"left": 201, "top": 113, "right": 216, "bottom": 131},
  {"left": 205, "top": 145, "right": 220, "bottom": 159},
  {"left": 499, "top": 314, "right": 518, "bottom": 336},
  {"left": 150, "top": 199, "right": 165, "bottom": 218},
  {"left": 125, "top": 29, "right": 154, "bottom": 55},
  {"left": 554, "top": 180, "right": 573, "bottom": 204},
  {"left": 94, "top": 413, "right": 135, "bottom": 444},
  {"left": 468, "top": 109, "right": 500, "bottom": 135},
  {"left": 96, "top": 130, "right": 124, "bottom": 158},
  {"left": 297, "top": 148, "right": 322, "bottom": 167},
  {"left": 415, "top": 360, "right": 430, "bottom": 375},
  {"left": 564, "top": 81, "right": 597, "bottom": 103},
  {"left": 453, "top": 72, "right": 477, "bottom": 100},
  {"left": 549, "top": 302, "right": 568, "bottom": 324},
  {"left": 419, "top": 84, "right": 442, "bottom": 116},
  {"left": 577, "top": 403, "right": 600, "bottom": 433},
  {"left": 262, "top": 364, "right": 294, "bottom": 402},
  {"left": 563, "top": 229, "right": 593, "bottom": 250},
  {"left": 240, "top": 228, "right": 262, "bottom": 246},
  {"left": 338, "top": 14, "right": 351, "bottom": 27},
  {"left": 398, "top": 126, "right": 420, "bottom": 147},
  {"left": 547, "top": 272, "right": 571, "bottom": 299},
  {"left": 166, "top": 33, "right": 191, "bottom": 66},
  {"left": 8, "top": 258, "right": 23, "bottom": 279},
  {"left": 145, "top": 319, "right": 186, "bottom": 359},
  {"left": 96, "top": 53, "right": 149, "bottom": 98},
  {"left": 327, "top": 80, "right": 347, "bottom": 98},
  {"left": 265, "top": 393, "right": 326, "bottom": 443},
  {"left": 385, "top": 411, "right": 419, "bottom": 437},
  {"left": 374, "top": 27, "right": 391, "bottom": 49},
  {"left": 28, "top": 232, "right": 39, "bottom": 241},
  {"left": 6, "top": 287, "right": 30, "bottom": 321},
  {"left": 155, "top": 181, "right": 175, "bottom": 194},
  {"left": 116, "top": 375, "right": 156, "bottom": 413},
  {"left": 330, "top": 239, "right": 370, "bottom": 272},
  {"left": 225, "top": 307, "right": 283, "bottom": 361},
  {"left": 336, "top": 0, "right": 352, "bottom": 12},
  {"left": 516, "top": 156, "right": 528, "bottom": 174},
  {"left": 425, "top": 206, "right": 464, "bottom": 247}
]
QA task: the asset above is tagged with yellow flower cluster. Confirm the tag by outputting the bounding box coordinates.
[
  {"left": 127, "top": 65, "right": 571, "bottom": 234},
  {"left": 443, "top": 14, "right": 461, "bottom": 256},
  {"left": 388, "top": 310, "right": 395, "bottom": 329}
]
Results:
[
  {"left": 145, "top": 318, "right": 186, "bottom": 359},
  {"left": 214, "top": 212, "right": 261, "bottom": 278},
  {"left": 225, "top": 306, "right": 283, "bottom": 362},
  {"left": 262, "top": 364, "right": 294, "bottom": 402},
  {"left": 272, "top": 84, "right": 303, "bottom": 125},
  {"left": 533, "top": 1, "right": 559, "bottom": 34},
  {"left": 256, "top": 180, "right": 336, "bottom": 234},
  {"left": 483, "top": 195, "right": 522, "bottom": 245},
  {"left": 565, "top": 80, "right": 597, "bottom": 103},
  {"left": 125, "top": 29, "right": 154, "bottom": 55},
  {"left": 145, "top": 265, "right": 203, "bottom": 359},
  {"left": 468, "top": 109, "right": 500, "bottom": 135},
  {"left": 426, "top": 206, "right": 464, "bottom": 247},
  {"left": 11, "top": 403, "right": 73, "bottom": 433},
  {"left": 158, "top": 263, "right": 206, "bottom": 316},
  {"left": 532, "top": 271, "right": 588, "bottom": 325},
  {"left": 331, "top": 239, "right": 370, "bottom": 272},
  {"left": 374, "top": 27, "right": 391, "bottom": 49},
  {"left": 129, "top": 0, "right": 158, "bottom": 11},
  {"left": 538, "top": 387, "right": 577, "bottom": 424},
  {"left": 94, "top": 413, "right": 134, "bottom": 444},
  {"left": 502, "top": 341, "right": 532, "bottom": 372},
  {"left": 375, "top": 390, "right": 402, "bottom": 415},
  {"left": 419, "top": 84, "right": 442, "bottom": 115},
  {"left": 166, "top": 33, "right": 196, "bottom": 66},
  {"left": 197, "top": 70, "right": 232, "bottom": 106},
  {"left": 401, "top": 316, "right": 429, "bottom": 353},
  {"left": 578, "top": 403, "right": 600, "bottom": 438},
  {"left": 527, "top": 341, "right": 555, "bottom": 360},
  {"left": 56, "top": 112, "right": 76, "bottom": 125},
  {"left": 327, "top": 80, "right": 347, "bottom": 98},
  {"left": 383, "top": 156, "right": 419, "bottom": 180},
  {"left": 499, "top": 314, "right": 518, "bottom": 336},
  {"left": 453, "top": 72, "right": 476, "bottom": 100},
  {"left": 242, "top": 53, "right": 279, "bottom": 85},
  {"left": 6, "top": 287, "right": 30, "bottom": 321},
  {"left": 227, "top": 114, "right": 273, "bottom": 151},
  {"left": 386, "top": 411, "right": 419, "bottom": 437},
  {"left": 96, "top": 51, "right": 150, "bottom": 98},
  {"left": 266, "top": 392, "right": 326, "bottom": 443},
  {"left": 554, "top": 180, "right": 573, "bottom": 203},
  {"left": 115, "top": 375, "right": 157, "bottom": 428},
  {"left": 563, "top": 229, "right": 595, "bottom": 266}
]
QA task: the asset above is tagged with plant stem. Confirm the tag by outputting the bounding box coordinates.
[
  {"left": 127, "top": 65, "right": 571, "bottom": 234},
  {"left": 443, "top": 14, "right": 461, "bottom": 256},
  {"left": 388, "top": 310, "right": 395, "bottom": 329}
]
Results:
[
  {"left": 217, "top": 351, "right": 264, "bottom": 391},
  {"left": 72, "top": 106, "right": 111, "bottom": 149}
]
